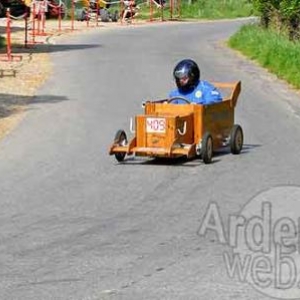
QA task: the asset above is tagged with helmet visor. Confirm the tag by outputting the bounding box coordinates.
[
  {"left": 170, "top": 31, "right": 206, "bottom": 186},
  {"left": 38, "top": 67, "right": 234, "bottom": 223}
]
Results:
[{"left": 174, "top": 67, "right": 189, "bottom": 79}]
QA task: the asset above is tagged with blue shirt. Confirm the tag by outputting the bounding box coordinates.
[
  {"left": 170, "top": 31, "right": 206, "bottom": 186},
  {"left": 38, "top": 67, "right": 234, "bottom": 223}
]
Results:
[{"left": 169, "top": 80, "right": 222, "bottom": 105}]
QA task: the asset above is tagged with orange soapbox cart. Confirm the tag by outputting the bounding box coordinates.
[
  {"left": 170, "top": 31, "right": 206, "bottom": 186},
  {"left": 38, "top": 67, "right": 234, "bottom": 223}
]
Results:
[{"left": 109, "top": 81, "right": 243, "bottom": 164}]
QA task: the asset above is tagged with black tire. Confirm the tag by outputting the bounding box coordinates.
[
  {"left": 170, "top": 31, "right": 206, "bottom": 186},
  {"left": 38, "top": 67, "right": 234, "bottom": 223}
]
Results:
[
  {"left": 201, "top": 132, "right": 213, "bottom": 164},
  {"left": 111, "top": 10, "right": 119, "bottom": 22},
  {"left": 100, "top": 9, "right": 109, "bottom": 22},
  {"left": 114, "top": 129, "right": 127, "bottom": 162},
  {"left": 0, "top": 3, "right": 5, "bottom": 18},
  {"left": 230, "top": 124, "right": 243, "bottom": 155},
  {"left": 75, "top": 8, "right": 86, "bottom": 21}
]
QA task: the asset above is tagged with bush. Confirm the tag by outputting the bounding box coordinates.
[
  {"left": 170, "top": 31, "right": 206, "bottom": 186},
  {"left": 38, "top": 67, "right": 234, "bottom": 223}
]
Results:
[{"left": 229, "top": 24, "right": 300, "bottom": 88}]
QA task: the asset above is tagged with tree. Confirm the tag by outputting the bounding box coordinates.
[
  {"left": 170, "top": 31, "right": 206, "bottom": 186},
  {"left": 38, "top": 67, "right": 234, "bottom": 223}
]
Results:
[
  {"left": 279, "top": 0, "right": 300, "bottom": 40},
  {"left": 251, "top": 0, "right": 273, "bottom": 28}
]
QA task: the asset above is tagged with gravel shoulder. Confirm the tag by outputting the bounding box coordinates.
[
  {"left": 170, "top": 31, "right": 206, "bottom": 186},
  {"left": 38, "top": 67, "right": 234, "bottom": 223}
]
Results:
[{"left": 0, "top": 18, "right": 136, "bottom": 139}]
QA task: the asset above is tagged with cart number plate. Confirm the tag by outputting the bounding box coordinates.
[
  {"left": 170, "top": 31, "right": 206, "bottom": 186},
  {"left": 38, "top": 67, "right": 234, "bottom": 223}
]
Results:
[{"left": 146, "top": 118, "right": 166, "bottom": 133}]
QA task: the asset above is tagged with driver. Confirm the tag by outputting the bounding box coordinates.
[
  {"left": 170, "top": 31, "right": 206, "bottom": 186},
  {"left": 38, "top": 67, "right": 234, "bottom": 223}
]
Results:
[{"left": 169, "top": 59, "right": 223, "bottom": 104}]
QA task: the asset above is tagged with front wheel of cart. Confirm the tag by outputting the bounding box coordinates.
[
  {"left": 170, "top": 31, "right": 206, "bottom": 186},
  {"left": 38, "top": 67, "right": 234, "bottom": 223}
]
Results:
[
  {"left": 230, "top": 124, "right": 243, "bottom": 155},
  {"left": 201, "top": 132, "right": 213, "bottom": 164},
  {"left": 114, "top": 129, "right": 127, "bottom": 162}
]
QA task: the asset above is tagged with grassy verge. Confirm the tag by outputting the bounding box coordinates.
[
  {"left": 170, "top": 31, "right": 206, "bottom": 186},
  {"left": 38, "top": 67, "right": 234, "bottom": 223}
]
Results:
[
  {"left": 228, "top": 24, "right": 300, "bottom": 89},
  {"left": 137, "top": 0, "right": 254, "bottom": 20},
  {"left": 179, "top": 0, "right": 253, "bottom": 19},
  {"left": 0, "top": 36, "right": 5, "bottom": 48}
]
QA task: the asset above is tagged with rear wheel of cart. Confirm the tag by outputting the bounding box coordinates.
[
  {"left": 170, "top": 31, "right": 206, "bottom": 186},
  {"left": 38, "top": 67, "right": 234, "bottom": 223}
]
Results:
[
  {"left": 230, "top": 124, "right": 243, "bottom": 154},
  {"left": 114, "top": 129, "right": 127, "bottom": 162},
  {"left": 201, "top": 132, "right": 213, "bottom": 164}
]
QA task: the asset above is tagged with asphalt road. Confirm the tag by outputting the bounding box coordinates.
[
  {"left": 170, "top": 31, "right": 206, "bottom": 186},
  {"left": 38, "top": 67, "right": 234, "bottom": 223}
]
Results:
[{"left": 1, "top": 19, "right": 300, "bottom": 300}]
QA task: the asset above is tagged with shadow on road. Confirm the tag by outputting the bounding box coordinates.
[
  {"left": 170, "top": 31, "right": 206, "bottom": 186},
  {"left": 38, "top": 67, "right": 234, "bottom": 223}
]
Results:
[
  {"left": 111, "top": 144, "right": 261, "bottom": 167},
  {"left": 9, "top": 43, "right": 101, "bottom": 54},
  {"left": 0, "top": 93, "right": 68, "bottom": 118},
  {"left": 0, "top": 25, "right": 24, "bottom": 35},
  {"left": 213, "top": 143, "right": 261, "bottom": 157}
]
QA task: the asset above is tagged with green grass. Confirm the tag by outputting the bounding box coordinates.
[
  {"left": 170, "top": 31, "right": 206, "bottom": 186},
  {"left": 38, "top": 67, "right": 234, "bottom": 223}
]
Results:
[
  {"left": 2, "top": 0, "right": 299, "bottom": 92},
  {"left": 180, "top": 0, "right": 254, "bottom": 19},
  {"left": 0, "top": 36, "right": 5, "bottom": 48},
  {"left": 228, "top": 24, "right": 300, "bottom": 89},
  {"left": 137, "top": 0, "right": 254, "bottom": 20}
]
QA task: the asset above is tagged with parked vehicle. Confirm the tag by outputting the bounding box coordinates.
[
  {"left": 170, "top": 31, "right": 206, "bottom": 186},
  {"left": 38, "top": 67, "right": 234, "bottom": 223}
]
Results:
[
  {"left": 0, "top": 0, "right": 28, "bottom": 18},
  {"left": 0, "top": 0, "right": 66, "bottom": 19}
]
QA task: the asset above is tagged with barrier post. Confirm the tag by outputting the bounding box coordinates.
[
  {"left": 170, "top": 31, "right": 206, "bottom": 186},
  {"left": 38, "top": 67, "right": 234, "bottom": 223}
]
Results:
[
  {"left": 177, "top": 0, "right": 180, "bottom": 19},
  {"left": 129, "top": 1, "right": 134, "bottom": 23},
  {"left": 6, "top": 8, "right": 12, "bottom": 61},
  {"left": 32, "top": 2, "right": 36, "bottom": 43},
  {"left": 148, "top": 0, "right": 164, "bottom": 22},
  {"left": 58, "top": 3, "right": 62, "bottom": 31},
  {"left": 170, "top": 0, "right": 173, "bottom": 19},
  {"left": 24, "top": 9, "right": 29, "bottom": 48},
  {"left": 96, "top": 1, "right": 99, "bottom": 26},
  {"left": 0, "top": 8, "right": 23, "bottom": 62},
  {"left": 37, "top": 2, "right": 41, "bottom": 35},
  {"left": 149, "top": 0, "right": 153, "bottom": 22},
  {"left": 41, "top": 0, "right": 46, "bottom": 35},
  {"left": 71, "top": 0, "right": 75, "bottom": 30},
  {"left": 27, "top": 2, "right": 44, "bottom": 46},
  {"left": 169, "top": 0, "right": 180, "bottom": 20},
  {"left": 86, "top": 0, "right": 90, "bottom": 27},
  {"left": 120, "top": 0, "right": 124, "bottom": 24}
]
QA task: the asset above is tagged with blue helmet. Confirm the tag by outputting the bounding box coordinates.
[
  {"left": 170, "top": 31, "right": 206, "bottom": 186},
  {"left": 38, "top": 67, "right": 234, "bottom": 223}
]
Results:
[{"left": 173, "top": 59, "right": 200, "bottom": 91}]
